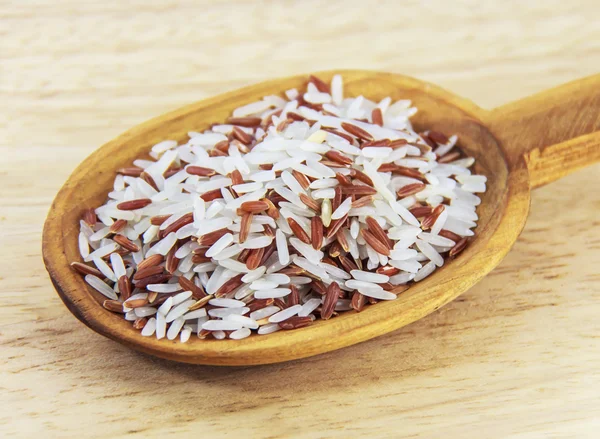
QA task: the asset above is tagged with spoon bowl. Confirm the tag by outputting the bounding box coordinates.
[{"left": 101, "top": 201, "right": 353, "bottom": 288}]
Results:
[{"left": 43, "top": 70, "right": 600, "bottom": 365}]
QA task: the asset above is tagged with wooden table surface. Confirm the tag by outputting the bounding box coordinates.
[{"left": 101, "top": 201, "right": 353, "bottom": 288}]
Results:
[{"left": 2, "top": 1, "right": 600, "bottom": 437}]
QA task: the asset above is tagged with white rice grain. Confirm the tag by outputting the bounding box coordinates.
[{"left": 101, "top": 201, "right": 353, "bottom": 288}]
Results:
[
  {"left": 229, "top": 327, "right": 252, "bottom": 339},
  {"left": 157, "top": 297, "right": 174, "bottom": 315},
  {"left": 250, "top": 279, "right": 279, "bottom": 290},
  {"left": 147, "top": 283, "right": 181, "bottom": 293},
  {"left": 134, "top": 307, "right": 157, "bottom": 318},
  {"left": 298, "top": 298, "right": 322, "bottom": 317},
  {"left": 184, "top": 308, "right": 207, "bottom": 320},
  {"left": 205, "top": 233, "right": 234, "bottom": 258},
  {"left": 242, "top": 266, "right": 267, "bottom": 283},
  {"left": 141, "top": 317, "right": 157, "bottom": 337},
  {"left": 258, "top": 323, "right": 281, "bottom": 335},
  {"left": 250, "top": 306, "right": 280, "bottom": 320},
  {"left": 85, "top": 275, "right": 117, "bottom": 300},
  {"left": 156, "top": 312, "right": 166, "bottom": 339},
  {"left": 202, "top": 320, "right": 244, "bottom": 331},
  {"left": 180, "top": 326, "right": 192, "bottom": 343},
  {"left": 165, "top": 299, "right": 195, "bottom": 323},
  {"left": 254, "top": 288, "right": 291, "bottom": 299},
  {"left": 275, "top": 229, "right": 290, "bottom": 265},
  {"left": 208, "top": 307, "right": 250, "bottom": 318},
  {"left": 350, "top": 270, "right": 389, "bottom": 283},
  {"left": 225, "top": 314, "right": 259, "bottom": 329},
  {"left": 84, "top": 242, "right": 119, "bottom": 262},
  {"left": 414, "top": 261, "right": 436, "bottom": 282},
  {"left": 415, "top": 239, "right": 444, "bottom": 267},
  {"left": 93, "top": 257, "right": 117, "bottom": 282},
  {"left": 331, "top": 197, "right": 352, "bottom": 220},
  {"left": 240, "top": 235, "right": 273, "bottom": 250},
  {"left": 172, "top": 291, "right": 193, "bottom": 306}
]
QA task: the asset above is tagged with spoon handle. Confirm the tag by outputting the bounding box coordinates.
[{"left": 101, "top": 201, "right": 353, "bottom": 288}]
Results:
[{"left": 488, "top": 74, "right": 600, "bottom": 188}]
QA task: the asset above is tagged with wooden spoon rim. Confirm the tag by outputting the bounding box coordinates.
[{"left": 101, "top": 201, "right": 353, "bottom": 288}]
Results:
[{"left": 42, "top": 70, "right": 531, "bottom": 365}]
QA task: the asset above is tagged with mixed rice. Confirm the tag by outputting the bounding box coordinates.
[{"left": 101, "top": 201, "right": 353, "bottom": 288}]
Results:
[{"left": 72, "top": 74, "right": 486, "bottom": 342}]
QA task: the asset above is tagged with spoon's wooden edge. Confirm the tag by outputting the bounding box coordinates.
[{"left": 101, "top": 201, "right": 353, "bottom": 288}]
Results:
[{"left": 43, "top": 70, "right": 532, "bottom": 365}]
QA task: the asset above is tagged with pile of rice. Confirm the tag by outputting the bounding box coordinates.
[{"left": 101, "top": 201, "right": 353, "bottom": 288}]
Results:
[{"left": 72, "top": 74, "right": 486, "bottom": 342}]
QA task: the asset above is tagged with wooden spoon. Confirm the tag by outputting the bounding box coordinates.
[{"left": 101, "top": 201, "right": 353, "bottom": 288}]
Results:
[{"left": 42, "top": 70, "right": 600, "bottom": 366}]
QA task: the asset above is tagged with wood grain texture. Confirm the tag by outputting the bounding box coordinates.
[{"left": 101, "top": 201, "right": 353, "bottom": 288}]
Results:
[
  {"left": 2, "top": 0, "right": 600, "bottom": 437},
  {"left": 489, "top": 75, "right": 600, "bottom": 187}
]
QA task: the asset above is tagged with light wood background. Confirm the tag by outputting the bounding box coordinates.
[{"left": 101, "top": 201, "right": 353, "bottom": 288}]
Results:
[{"left": 2, "top": 1, "right": 600, "bottom": 437}]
